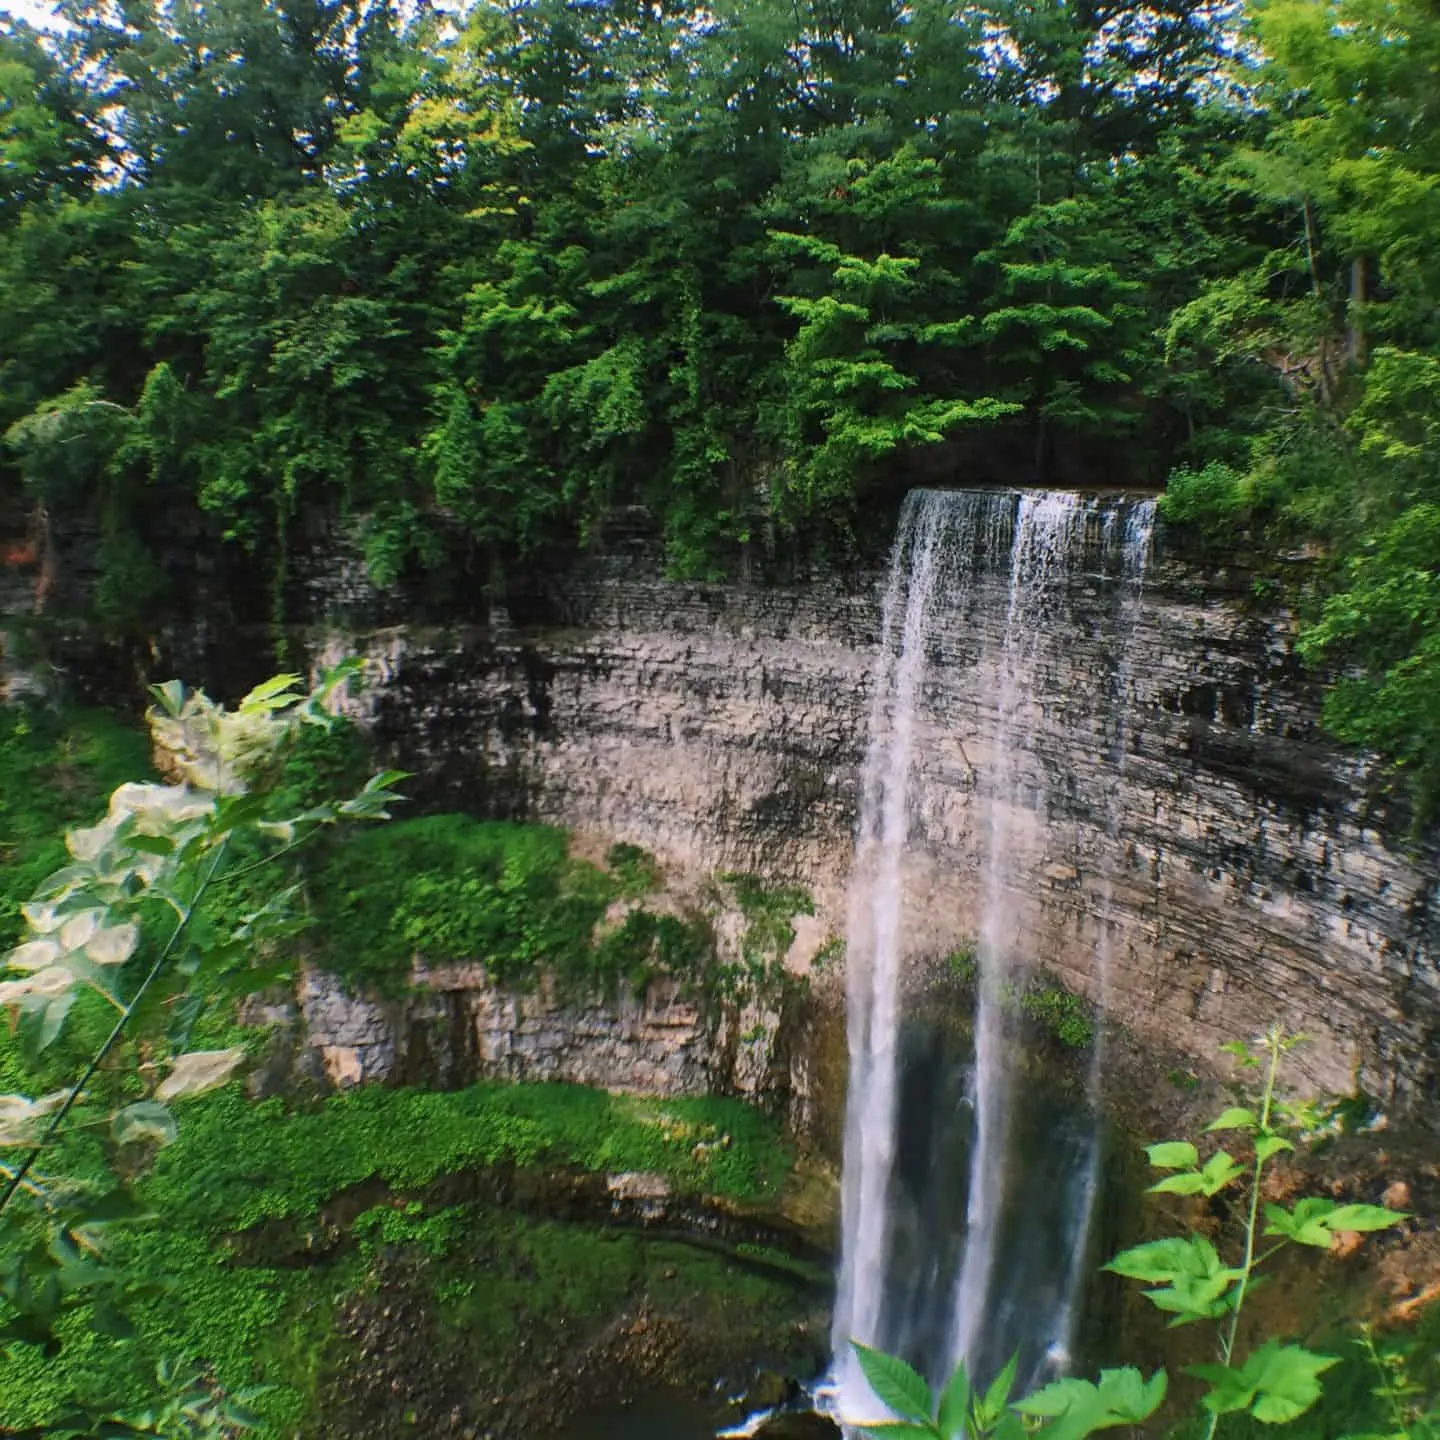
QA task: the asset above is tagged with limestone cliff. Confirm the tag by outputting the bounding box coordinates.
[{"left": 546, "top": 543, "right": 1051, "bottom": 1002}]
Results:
[{"left": 302, "top": 501, "right": 1438, "bottom": 1110}]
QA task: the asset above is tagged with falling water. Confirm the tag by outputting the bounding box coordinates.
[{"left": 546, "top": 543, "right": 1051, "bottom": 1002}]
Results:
[
  {"left": 832, "top": 488, "right": 1162, "bottom": 1417},
  {"left": 1050, "top": 497, "right": 1160, "bottom": 1362},
  {"left": 832, "top": 489, "right": 1010, "bottom": 1410},
  {"left": 949, "top": 492, "right": 1089, "bottom": 1375}
]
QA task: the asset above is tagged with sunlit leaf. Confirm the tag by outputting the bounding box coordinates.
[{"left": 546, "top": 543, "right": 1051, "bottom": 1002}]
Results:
[
  {"left": 154, "top": 1047, "right": 245, "bottom": 1102},
  {"left": 1146, "top": 1141, "right": 1198, "bottom": 1170},
  {"left": 1207, "top": 1107, "right": 1257, "bottom": 1132}
]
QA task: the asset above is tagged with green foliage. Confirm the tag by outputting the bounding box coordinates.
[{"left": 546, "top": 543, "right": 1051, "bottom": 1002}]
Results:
[
  {"left": 848, "top": 1341, "right": 1165, "bottom": 1440},
  {"left": 1017, "top": 984, "right": 1095, "bottom": 1050},
  {"left": 851, "top": 1028, "right": 1416, "bottom": 1440},
  {"left": 0, "top": 705, "right": 151, "bottom": 952},
  {"left": 605, "top": 841, "right": 662, "bottom": 898},
  {"left": 0, "top": 668, "right": 405, "bottom": 1431},
  {"left": 308, "top": 816, "right": 711, "bottom": 994}
]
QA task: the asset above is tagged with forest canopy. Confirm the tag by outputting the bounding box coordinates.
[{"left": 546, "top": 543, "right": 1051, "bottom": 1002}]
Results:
[{"left": 2, "top": 0, "right": 1439, "bottom": 807}]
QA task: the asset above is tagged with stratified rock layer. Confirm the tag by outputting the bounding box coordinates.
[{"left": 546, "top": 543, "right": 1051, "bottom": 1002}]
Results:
[{"left": 308, "top": 504, "right": 1438, "bottom": 1109}]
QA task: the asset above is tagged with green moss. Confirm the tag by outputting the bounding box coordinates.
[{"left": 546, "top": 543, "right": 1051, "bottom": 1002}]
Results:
[
  {"left": 605, "top": 841, "right": 662, "bottom": 898},
  {"left": 1018, "top": 983, "right": 1096, "bottom": 1049}
]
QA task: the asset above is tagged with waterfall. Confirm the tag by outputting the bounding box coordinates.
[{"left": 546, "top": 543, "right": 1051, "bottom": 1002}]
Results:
[
  {"left": 832, "top": 488, "right": 1160, "bottom": 1417},
  {"left": 831, "top": 489, "right": 1010, "bottom": 1411},
  {"left": 1051, "top": 496, "right": 1160, "bottom": 1365},
  {"left": 949, "top": 492, "right": 1089, "bottom": 1374}
]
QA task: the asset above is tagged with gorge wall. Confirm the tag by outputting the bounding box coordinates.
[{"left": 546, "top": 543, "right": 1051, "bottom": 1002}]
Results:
[{"left": 301, "top": 501, "right": 1438, "bottom": 1111}]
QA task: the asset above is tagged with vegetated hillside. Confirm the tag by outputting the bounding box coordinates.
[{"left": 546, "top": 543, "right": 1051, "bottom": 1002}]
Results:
[{"left": 3, "top": 0, "right": 1439, "bottom": 812}]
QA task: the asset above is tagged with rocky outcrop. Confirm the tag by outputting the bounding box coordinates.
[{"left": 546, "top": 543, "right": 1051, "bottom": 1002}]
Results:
[
  {"left": 286, "top": 961, "right": 805, "bottom": 1107},
  {"left": 301, "top": 501, "right": 1439, "bottom": 1110}
]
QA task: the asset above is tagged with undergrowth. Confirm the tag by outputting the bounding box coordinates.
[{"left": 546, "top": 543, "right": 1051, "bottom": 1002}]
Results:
[
  {"left": 307, "top": 815, "right": 709, "bottom": 994},
  {"left": 0, "top": 1080, "right": 795, "bottom": 1434}
]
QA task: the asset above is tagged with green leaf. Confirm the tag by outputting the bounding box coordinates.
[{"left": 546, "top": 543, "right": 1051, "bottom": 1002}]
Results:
[
  {"left": 1105, "top": 1236, "right": 1206, "bottom": 1284},
  {"left": 1255, "top": 1134, "right": 1294, "bottom": 1162},
  {"left": 857, "top": 1426, "right": 939, "bottom": 1439},
  {"left": 1190, "top": 1362, "right": 1258, "bottom": 1416},
  {"left": 238, "top": 673, "right": 303, "bottom": 714},
  {"left": 1207, "top": 1107, "right": 1257, "bottom": 1132},
  {"left": 1244, "top": 1341, "right": 1339, "bottom": 1424},
  {"left": 936, "top": 1360, "right": 971, "bottom": 1440},
  {"left": 1324, "top": 1204, "right": 1409, "bottom": 1232},
  {"left": 1144, "top": 1268, "right": 1243, "bottom": 1323},
  {"left": 1148, "top": 1171, "right": 1209, "bottom": 1196},
  {"left": 979, "top": 1354, "right": 1019, "bottom": 1427},
  {"left": 1016, "top": 1367, "right": 1166, "bottom": 1439},
  {"left": 1265, "top": 1197, "right": 1339, "bottom": 1248},
  {"left": 1146, "top": 1141, "right": 1199, "bottom": 1170},
  {"left": 38, "top": 990, "right": 75, "bottom": 1052},
  {"left": 852, "top": 1342, "right": 935, "bottom": 1425},
  {"left": 148, "top": 680, "right": 186, "bottom": 718},
  {"left": 1200, "top": 1149, "right": 1246, "bottom": 1195}
]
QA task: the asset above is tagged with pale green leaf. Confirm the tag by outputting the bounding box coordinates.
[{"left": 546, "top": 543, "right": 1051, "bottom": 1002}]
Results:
[
  {"left": 1207, "top": 1107, "right": 1258, "bottom": 1132},
  {"left": 155, "top": 1048, "right": 245, "bottom": 1102},
  {"left": 1146, "top": 1141, "right": 1199, "bottom": 1170},
  {"left": 112, "top": 1101, "right": 178, "bottom": 1148}
]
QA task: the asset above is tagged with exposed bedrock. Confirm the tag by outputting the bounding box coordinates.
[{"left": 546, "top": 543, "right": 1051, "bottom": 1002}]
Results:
[{"left": 302, "top": 509, "right": 1438, "bottom": 1111}]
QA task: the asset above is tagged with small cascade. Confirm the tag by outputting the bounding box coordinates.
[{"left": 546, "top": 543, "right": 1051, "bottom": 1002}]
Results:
[{"left": 832, "top": 488, "right": 1162, "bottom": 1419}]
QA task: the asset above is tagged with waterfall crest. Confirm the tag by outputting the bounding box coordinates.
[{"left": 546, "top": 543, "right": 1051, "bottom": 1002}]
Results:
[{"left": 832, "top": 487, "right": 1158, "bottom": 1416}]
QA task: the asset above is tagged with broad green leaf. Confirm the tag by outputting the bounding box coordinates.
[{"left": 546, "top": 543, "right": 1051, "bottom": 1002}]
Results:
[
  {"left": 1243, "top": 1341, "right": 1339, "bottom": 1424},
  {"left": 38, "top": 990, "right": 75, "bottom": 1051},
  {"left": 1324, "top": 1204, "right": 1408, "bottom": 1232},
  {"left": 936, "top": 1360, "right": 971, "bottom": 1439},
  {"left": 857, "top": 1425, "right": 939, "bottom": 1439},
  {"left": 1144, "top": 1268, "right": 1242, "bottom": 1323},
  {"left": 1017, "top": 1366, "right": 1166, "bottom": 1439},
  {"left": 239, "top": 673, "right": 303, "bottom": 714},
  {"left": 112, "top": 1102, "right": 178, "bottom": 1148},
  {"left": 1255, "top": 1134, "right": 1294, "bottom": 1162},
  {"left": 852, "top": 1342, "right": 934, "bottom": 1425},
  {"left": 1207, "top": 1107, "right": 1258, "bottom": 1132},
  {"left": 1265, "top": 1198, "right": 1338, "bottom": 1248},
  {"left": 148, "top": 679, "right": 186, "bottom": 717},
  {"left": 1200, "top": 1149, "right": 1246, "bottom": 1195},
  {"left": 1016, "top": 1376, "right": 1096, "bottom": 1418},
  {"left": 1105, "top": 1236, "right": 1204, "bottom": 1283},
  {"left": 1190, "top": 1362, "right": 1258, "bottom": 1415},
  {"left": 1146, "top": 1141, "right": 1198, "bottom": 1170},
  {"left": 1148, "top": 1171, "right": 1209, "bottom": 1196}
]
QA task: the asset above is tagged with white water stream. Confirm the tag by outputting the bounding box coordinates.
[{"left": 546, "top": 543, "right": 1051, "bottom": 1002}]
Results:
[{"left": 831, "top": 488, "right": 1160, "bottom": 1417}]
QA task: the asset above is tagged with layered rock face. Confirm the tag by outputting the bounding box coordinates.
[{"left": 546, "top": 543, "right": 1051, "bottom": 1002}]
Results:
[
  {"left": 307, "top": 496, "right": 1438, "bottom": 1109},
  {"left": 291, "top": 966, "right": 714, "bottom": 1093}
]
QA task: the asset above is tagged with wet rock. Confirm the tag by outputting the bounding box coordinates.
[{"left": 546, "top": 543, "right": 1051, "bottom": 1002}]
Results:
[{"left": 751, "top": 1411, "right": 842, "bottom": 1440}]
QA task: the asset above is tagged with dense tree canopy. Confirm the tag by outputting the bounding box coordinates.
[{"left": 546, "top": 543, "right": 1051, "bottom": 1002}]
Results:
[{"left": 2, "top": 0, "right": 1439, "bottom": 806}]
